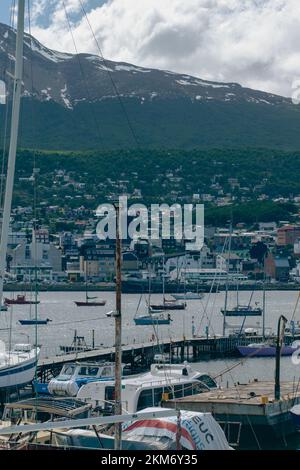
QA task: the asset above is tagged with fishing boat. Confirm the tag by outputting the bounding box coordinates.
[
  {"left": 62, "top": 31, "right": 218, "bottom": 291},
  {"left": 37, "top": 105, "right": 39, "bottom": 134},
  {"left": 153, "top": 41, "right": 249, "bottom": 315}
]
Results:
[
  {"left": 5, "top": 294, "right": 40, "bottom": 305},
  {"left": 221, "top": 305, "right": 263, "bottom": 317},
  {"left": 237, "top": 342, "right": 299, "bottom": 357},
  {"left": 48, "top": 362, "right": 122, "bottom": 397},
  {"left": 77, "top": 363, "right": 218, "bottom": 414},
  {"left": 19, "top": 318, "right": 52, "bottom": 326},
  {"left": 172, "top": 291, "right": 204, "bottom": 300}
]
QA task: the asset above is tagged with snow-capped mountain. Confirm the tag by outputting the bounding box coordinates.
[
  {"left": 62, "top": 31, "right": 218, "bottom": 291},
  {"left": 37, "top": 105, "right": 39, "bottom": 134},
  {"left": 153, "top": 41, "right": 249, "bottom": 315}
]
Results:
[
  {"left": 0, "top": 22, "right": 290, "bottom": 109},
  {"left": 0, "top": 22, "right": 300, "bottom": 151}
]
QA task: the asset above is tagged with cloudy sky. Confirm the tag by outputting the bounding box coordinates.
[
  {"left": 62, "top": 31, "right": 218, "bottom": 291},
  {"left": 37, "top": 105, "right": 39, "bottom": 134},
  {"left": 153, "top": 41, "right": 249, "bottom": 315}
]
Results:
[{"left": 1, "top": 0, "right": 300, "bottom": 97}]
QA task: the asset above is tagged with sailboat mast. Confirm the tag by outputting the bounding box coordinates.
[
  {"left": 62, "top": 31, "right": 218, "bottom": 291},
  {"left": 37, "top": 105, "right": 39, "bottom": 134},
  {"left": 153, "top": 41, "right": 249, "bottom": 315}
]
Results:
[
  {"left": 222, "top": 222, "right": 232, "bottom": 336},
  {"left": 114, "top": 202, "right": 122, "bottom": 450},
  {"left": 0, "top": 0, "right": 25, "bottom": 306}
]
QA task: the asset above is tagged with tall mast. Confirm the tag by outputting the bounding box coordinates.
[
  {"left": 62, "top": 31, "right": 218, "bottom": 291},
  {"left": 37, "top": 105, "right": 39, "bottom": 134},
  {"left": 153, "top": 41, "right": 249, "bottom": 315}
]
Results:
[
  {"left": 222, "top": 221, "right": 232, "bottom": 336},
  {"left": 114, "top": 202, "right": 122, "bottom": 450},
  {"left": 0, "top": 0, "right": 25, "bottom": 306}
]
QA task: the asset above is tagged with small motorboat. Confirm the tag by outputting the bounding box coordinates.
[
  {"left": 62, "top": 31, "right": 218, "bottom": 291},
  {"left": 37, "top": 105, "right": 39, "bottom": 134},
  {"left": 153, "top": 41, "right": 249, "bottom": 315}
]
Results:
[
  {"left": 5, "top": 294, "right": 40, "bottom": 305},
  {"left": 19, "top": 318, "right": 52, "bottom": 326},
  {"left": 237, "top": 342, "right": 299, "bottom": 357}
]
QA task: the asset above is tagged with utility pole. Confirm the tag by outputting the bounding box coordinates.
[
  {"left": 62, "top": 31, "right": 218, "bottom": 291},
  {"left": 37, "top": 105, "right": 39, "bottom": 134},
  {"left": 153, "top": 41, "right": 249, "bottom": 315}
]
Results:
[
  {"left": 114, "top": 201, "right": 122, "bottom": 450},
  {"left": 275, "top": 315, "right": 287, "bottom": 401}
]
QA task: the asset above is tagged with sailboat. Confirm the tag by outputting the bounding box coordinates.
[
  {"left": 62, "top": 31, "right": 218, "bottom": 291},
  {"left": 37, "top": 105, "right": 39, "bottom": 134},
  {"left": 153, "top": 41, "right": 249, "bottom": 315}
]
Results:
[
  {"left": 134, "top": 265, "right": 172, "bottom": 325},
  {"left": 74, "top": 281, "right": 106, "bottom": 307},
  {"left": 150, "top": 257, "right": 186, "bottom": 311},
  {"left": 0, "top": 0, "right": 40, "bottom": 388}
]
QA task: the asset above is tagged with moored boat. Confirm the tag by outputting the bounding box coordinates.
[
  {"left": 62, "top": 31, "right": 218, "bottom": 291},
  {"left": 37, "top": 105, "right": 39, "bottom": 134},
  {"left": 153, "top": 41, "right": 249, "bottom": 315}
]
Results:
[
  {"left": 150, "top": 301, "right": 186, "bottom": 311},
  {"left": 0, "top": 342, "right": 40, "bottom": 390},
  {"left": 237, "top": 342, "right": 299, "bottom": 357},
  {"left": 75, "top": 300, "right": 106, "bottom": 307},
  {"left": 172, "top": 292, "right": 204, "bottom": 300},
  {"left": 48, "top": 362, "right": 121, "bottom": 397},
  {"left": 19, "top": 318, "right": 52, "bottom": 325},
  {"left": 221, "top": 305, "right": 262, "bottom": 317},
  {"left": 134, "top": 313, "right": 172, "bottom": 325},
  {"left": 5, "top": 294, "right": 40, "bottom": 305},
  {"left": 77, "top": 363, "right": 218, "bottom": 414}
]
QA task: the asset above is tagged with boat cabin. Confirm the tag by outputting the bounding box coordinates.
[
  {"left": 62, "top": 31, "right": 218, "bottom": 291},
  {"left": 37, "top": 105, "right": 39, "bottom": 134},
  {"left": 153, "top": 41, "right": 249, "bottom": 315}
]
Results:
[
  {"left": 48, "top": 362, "right": 119, "bottom": 397},
  {"left": 77, "top": 363, "right": 218, "bottom": 414}
]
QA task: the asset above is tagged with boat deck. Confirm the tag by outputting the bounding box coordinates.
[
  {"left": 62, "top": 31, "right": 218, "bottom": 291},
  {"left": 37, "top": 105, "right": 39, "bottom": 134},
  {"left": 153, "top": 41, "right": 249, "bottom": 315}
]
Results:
[{"left": 163, "top": 380, "right": 300, "bottom": 418}]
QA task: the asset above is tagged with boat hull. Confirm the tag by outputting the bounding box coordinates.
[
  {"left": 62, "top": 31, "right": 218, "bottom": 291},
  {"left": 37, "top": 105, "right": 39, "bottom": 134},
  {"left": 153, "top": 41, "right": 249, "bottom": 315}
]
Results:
[
  {"left": 150, "top": 304, "right": 186, "bottom": 311},
  {"left": 237, "top": 345, "right": 297, "bottom": 357},
  {"left": 172, "top": 293, "right": 203, "bottom": 300},
  {"left": 221, "top": 309, "right": 262, "bottom": 317},
  {"left": 5, "top": 299, "right": 40, "bottom": 305},
  {"left": 75, "top": 301, "right": 106, "bottom": 307},
  {"left": 19, "top": 319, "right": 50, "bottom": 325},
  {"left": 0, "top": 354, "right": 39, "bottom": 390},
  {"left": 134, "top": 317, "right": 171, "bottom": 325}
]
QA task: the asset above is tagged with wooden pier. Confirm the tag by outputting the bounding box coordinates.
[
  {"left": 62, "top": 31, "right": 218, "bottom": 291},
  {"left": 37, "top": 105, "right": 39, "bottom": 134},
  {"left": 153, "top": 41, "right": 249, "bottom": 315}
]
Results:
[
  {"left": 163, "top": 380, "right": 300, "bottom": 449},
  {"left": 37, "top": 333, "right": 300, "bottom": 382}
]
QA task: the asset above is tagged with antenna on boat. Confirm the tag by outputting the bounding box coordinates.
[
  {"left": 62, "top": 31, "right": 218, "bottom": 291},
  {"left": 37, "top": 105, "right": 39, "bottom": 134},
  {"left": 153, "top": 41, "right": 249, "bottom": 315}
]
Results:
[
  {"left": 114, "top": 200, "right": 122, "bottom": 450},
  {"left": 0, "top": 0, "right": 25, "bottom": 308}
]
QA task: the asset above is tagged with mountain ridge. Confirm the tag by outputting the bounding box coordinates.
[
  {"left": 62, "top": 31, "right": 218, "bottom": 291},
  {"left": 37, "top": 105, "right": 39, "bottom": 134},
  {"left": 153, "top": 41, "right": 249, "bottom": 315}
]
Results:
[{"left": 1, "top": 22, "right": 300, "bottom": 150}]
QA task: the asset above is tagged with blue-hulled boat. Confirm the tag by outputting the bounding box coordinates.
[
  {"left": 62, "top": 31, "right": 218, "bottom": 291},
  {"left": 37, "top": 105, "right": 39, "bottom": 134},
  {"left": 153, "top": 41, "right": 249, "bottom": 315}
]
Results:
[
  {"left": 19, "top": 318, "right": 52, "bottom": 325},
  {"left": 134, "top": 314, "right": 172, "bottom": 326}
]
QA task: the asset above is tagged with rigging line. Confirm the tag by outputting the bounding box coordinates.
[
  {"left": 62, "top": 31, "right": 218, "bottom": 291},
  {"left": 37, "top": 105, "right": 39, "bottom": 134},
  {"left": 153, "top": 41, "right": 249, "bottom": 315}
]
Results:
[
  {"left": 27, "top": 0, "right": 40, "bottom": 407},
  {"left": 78, "top": 0, "right": 140, "bottom": 149},
  {"left": 196, "top": 235, "right": 229, "bottom": 335},
  {"left": 62, "top": 1, "right": 105, "bottom": 149}
]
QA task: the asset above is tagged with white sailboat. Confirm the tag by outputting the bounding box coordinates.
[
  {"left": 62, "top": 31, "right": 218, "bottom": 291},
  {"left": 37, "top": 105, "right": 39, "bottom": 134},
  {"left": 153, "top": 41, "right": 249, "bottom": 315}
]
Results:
[{"left": 0, "top": 0, "right": 39, "bottom": 390}]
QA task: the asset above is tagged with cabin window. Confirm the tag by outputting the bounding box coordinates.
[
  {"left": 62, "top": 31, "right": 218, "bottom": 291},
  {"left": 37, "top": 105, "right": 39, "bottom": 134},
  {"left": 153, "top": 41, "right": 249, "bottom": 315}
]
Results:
[
  {"left": 174, "top": 384, "right": 184, "bottom": 398},
  {"left": 197, "top": 375, "right": 217, "bottom": 390},
  {"left": 60, "top": 365, "right": 76, "bottom": 378},
  {"left": 101, "top": 367, "right": 112, "bottom": 377},
  {"left": 78, "top": 366, "right": 99, "bottom": 377},
  {"left": 137, "top": 389, "right": 155, "bottom": 411}
]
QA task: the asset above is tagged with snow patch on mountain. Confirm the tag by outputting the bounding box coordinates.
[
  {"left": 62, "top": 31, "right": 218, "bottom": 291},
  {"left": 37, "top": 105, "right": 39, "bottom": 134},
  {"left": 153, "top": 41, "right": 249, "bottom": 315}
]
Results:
[{"left": 60, "top": 84, "right": 73, "bottom": 109}]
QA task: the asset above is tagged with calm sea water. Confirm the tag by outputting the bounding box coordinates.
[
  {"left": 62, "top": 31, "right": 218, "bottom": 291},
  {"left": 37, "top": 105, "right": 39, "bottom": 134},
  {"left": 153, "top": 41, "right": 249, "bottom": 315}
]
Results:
[
  {"left": 1, "top": 289, "right": 300, "bottom": 449},
  {"left": 0, "top": 289, "right": 299, "bottom": 382}
]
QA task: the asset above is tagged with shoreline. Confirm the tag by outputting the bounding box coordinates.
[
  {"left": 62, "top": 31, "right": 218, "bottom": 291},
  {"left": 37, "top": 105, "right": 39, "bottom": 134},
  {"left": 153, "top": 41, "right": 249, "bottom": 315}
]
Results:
[{"left": 3, "top": 282, "right": 300, "bottom": 292}]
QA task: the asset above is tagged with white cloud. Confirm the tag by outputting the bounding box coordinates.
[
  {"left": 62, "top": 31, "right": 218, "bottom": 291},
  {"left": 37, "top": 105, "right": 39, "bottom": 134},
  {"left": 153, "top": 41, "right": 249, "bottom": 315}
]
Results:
[{"left": 29, "top": 0, "right": 300, "bottom": 97}]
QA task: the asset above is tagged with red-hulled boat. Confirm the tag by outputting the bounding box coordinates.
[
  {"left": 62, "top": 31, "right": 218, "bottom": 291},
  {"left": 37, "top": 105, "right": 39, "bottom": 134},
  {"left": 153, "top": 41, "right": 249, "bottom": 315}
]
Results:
[{"left": 5, "top": 294, "right": 40, "bottom": 305}]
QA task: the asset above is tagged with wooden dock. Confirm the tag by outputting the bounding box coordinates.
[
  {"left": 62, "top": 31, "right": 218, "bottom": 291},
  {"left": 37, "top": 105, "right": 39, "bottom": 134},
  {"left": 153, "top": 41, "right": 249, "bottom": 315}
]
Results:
[
  {"left": 37, "top": 333, "right": 300, "bottom": 382},
  {"left": 163, "top": 380, "right": 300, "bottom": 449}
]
